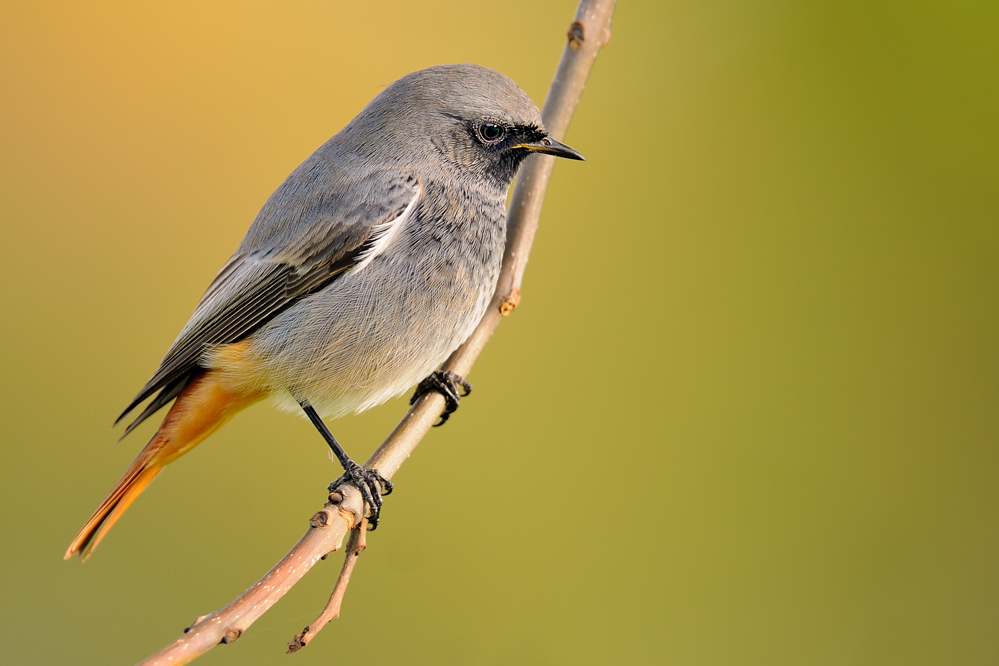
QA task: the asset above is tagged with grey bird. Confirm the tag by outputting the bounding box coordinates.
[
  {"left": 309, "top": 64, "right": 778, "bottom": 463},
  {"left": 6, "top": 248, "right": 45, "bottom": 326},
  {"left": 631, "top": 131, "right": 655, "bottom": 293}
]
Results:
[{"left": 65, "top": 63, "right": 583, "bottom": 560}]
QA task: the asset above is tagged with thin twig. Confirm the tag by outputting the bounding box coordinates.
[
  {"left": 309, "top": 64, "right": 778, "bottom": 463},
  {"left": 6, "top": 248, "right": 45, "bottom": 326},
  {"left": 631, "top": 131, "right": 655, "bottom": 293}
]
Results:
[
  {"left": 136, "top": 2, "right": 616, "bottom": 663},
  {"left": 287, "top": 519, "right": 368, "bottom": 653}
]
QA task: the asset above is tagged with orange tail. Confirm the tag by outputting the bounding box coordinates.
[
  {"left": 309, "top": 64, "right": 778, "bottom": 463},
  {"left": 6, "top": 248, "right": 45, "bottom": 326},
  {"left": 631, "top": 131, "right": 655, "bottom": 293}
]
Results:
[{"left": 65, "top": 370, "right": 263, "bottom": 560}]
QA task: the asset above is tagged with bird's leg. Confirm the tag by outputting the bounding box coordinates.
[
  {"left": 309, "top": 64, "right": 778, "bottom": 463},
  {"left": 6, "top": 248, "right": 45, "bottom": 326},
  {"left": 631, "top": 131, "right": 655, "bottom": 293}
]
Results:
[
  {"left": 409, "top": 370, "right": 473, "bottom": 427},
  {"left": 300, "top": 401, "right": 392, "bottom": 530}
]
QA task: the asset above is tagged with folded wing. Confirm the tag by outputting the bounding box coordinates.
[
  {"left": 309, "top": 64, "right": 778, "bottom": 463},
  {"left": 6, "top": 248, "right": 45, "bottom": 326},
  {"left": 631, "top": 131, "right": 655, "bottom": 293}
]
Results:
[{"left": 116, "top": 169, "right": 421, "bottom": 437}]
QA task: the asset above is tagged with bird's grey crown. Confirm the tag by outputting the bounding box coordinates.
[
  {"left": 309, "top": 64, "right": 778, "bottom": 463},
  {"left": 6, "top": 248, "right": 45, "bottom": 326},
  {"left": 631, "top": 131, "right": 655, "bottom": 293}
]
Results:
[
  {"left": 368, "top": 63, "right": 544, "bottom": 129},
  {"left": 323, "top": 64, "right": 547, "bottom": 187}
]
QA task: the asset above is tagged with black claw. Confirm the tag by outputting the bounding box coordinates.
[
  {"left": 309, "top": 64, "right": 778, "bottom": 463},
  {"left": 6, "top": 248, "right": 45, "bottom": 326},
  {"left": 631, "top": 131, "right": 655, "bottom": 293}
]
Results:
[
  {"left": 330, "top": 463, "right": 392, "bottom": 529},
  {"left": 301, "top": 401, "right": 392, "bottom": 529},
  {"left": 410, "top": 371, "right": 473, "bottom": 426}
]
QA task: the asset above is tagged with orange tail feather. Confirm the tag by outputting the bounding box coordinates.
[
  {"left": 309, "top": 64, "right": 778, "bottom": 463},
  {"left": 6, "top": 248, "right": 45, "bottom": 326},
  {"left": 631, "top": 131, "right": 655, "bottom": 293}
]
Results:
[{"left": 65, "top": 370, "right": 263, "bottom": 560}]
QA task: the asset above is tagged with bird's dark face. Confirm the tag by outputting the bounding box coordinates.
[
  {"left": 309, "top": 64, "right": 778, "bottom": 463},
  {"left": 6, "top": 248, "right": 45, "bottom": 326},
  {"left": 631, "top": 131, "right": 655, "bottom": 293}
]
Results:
[
  {"left": 427, "top": 112, "right": 584, "bottom": 188},
  {"left": 459, "top": 116, "right": 584, "bottom": 186}
]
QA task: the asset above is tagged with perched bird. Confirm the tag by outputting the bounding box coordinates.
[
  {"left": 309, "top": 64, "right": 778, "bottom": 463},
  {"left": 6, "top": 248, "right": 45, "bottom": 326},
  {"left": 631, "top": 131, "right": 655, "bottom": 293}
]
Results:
[{"left": 65, "top": 63, "right": 583, "bottom": 560}]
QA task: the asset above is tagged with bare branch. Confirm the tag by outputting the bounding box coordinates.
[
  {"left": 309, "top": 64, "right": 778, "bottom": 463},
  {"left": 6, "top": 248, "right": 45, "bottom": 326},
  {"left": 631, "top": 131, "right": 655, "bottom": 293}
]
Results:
[
  {"left": 136, "top": 1, "right": 616, "bottom": 663},
  {"left": 136, "top": 487, "right": 365, "bottom": 666}
]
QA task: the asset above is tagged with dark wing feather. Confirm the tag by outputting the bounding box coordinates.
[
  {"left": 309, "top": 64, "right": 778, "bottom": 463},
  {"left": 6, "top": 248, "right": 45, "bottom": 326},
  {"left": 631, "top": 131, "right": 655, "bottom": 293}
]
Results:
[
  {"left": 115, "top": 169, "right": 420, "bottom": 434},
  {"left": 117, "top": 376, "right": 190, "bottom": 441}
]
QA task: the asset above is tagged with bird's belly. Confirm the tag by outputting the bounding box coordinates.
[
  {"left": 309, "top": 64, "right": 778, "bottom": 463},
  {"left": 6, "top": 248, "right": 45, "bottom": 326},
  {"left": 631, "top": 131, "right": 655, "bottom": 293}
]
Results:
[{"left": 212, "top": 248, "right": 497, "bottom": 419}]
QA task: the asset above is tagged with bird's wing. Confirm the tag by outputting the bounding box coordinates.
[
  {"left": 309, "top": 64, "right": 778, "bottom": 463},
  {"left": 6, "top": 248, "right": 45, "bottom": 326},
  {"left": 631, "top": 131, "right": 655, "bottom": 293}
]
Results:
[{"left": 116, "top": 169, "right": 421, "bottom": 437}]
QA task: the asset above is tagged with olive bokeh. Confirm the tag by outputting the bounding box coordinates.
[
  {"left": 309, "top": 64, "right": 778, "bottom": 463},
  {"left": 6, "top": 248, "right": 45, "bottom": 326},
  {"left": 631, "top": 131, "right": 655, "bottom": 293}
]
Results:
[{"left": 1, "top": 1, "right": 997, "bottom": 664}]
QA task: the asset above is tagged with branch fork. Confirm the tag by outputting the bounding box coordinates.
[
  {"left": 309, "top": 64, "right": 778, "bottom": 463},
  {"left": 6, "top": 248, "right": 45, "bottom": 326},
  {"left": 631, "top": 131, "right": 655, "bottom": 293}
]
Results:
[{"left": 288, "top": 517, "right": 368, "bottom": 653}]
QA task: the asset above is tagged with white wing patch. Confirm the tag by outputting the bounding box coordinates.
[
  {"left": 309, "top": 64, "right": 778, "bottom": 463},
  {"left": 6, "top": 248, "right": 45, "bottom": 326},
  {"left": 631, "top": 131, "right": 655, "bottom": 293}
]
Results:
[{"left": 353, "top": 185, "right": 422, "bottom": 272}]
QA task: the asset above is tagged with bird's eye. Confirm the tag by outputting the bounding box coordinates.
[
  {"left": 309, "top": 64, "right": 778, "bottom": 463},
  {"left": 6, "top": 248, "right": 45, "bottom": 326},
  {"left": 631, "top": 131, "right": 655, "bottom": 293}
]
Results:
[{"left": 477, "top": 122, "right": 505, "bottom": 143}]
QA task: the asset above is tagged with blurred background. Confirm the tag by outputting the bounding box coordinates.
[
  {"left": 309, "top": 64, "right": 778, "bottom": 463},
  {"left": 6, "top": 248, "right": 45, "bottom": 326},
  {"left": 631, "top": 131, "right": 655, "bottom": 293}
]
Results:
[{"left": 1, "top": 1, "right": 997, "bottom": 664}]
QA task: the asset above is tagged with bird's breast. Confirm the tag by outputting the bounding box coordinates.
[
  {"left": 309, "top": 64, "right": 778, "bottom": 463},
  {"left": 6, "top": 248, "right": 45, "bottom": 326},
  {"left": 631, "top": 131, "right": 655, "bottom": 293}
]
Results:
[{"left": 213, "top": 183, "right": 508, "bottom": 419}]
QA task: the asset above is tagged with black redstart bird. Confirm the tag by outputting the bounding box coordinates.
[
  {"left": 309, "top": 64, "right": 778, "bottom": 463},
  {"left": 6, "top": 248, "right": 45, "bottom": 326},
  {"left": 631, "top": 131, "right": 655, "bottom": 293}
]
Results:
[{"left": 66, "top": 63, "right": 583, "bottom": 560}]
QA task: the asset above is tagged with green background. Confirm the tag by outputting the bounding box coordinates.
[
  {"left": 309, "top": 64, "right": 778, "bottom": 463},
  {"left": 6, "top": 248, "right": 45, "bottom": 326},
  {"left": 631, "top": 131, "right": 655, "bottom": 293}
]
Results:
[{"left": 2, "top": 1, "right": 997, "bottom": 664}]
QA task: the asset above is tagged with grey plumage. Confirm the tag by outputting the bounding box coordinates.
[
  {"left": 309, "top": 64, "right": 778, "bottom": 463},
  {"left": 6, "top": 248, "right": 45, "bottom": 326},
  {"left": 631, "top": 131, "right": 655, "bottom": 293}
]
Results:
[{"left": 118, "top": 63, "right": 578, "bottom": 429}]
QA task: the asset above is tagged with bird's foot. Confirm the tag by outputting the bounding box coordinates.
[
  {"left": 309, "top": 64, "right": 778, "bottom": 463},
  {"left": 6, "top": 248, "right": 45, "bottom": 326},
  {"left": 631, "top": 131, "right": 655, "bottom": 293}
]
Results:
[
  {"left": 410, "top": 370, "right": 472, "bottom": 426},
  {"left": 329, "top": 462, "right": 393, "bottom": 530}
]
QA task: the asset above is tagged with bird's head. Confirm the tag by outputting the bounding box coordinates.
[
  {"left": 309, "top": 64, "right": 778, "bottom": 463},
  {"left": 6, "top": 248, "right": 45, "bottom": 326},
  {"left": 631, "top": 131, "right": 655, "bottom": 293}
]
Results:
[{"left": 350, "top": 63, "right": 583, "bottom": 188}]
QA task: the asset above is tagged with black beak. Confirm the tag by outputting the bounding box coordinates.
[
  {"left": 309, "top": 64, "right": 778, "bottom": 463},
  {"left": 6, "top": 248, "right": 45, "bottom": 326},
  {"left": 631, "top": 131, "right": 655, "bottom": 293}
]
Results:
[{"left": 514, "top": 136, "right": 585, "bottom": 161}]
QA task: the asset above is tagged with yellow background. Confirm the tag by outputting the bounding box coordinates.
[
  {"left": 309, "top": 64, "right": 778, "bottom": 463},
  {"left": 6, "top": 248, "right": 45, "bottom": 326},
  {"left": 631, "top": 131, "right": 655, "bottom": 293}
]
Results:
[{"left": 2, "top": 1, "right": 997, "bottom": 664}]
